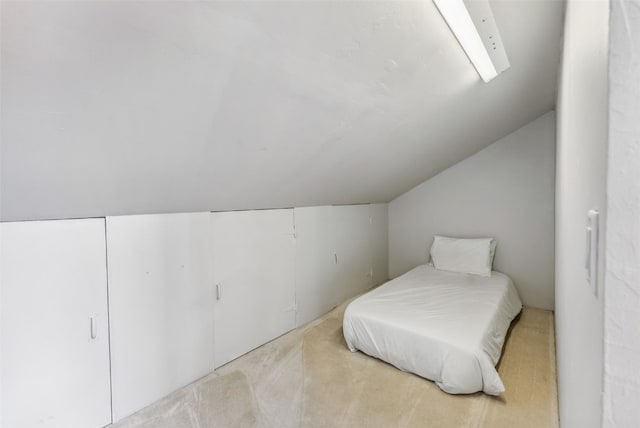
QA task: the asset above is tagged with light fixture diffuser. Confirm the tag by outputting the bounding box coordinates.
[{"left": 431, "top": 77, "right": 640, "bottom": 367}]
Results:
[{"left": 433, "top": 0, "right": 509, "bottom": 82}]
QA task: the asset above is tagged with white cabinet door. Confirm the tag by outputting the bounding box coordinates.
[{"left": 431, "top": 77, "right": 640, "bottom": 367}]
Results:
[
  {"left": 212, "top": 209, "right": 296, "bottom": 368},
  {"left": 294, "top": 206, "right": 339, "bottom": 327},
  {"left": 332, "top": 205, "right": 373, "bottom": 305},
  {"left": 1, "top": 219, "right": 111, "bottom": 428},
  {"left": 106, "top": 213, "right": 214, "bottom": 422},
  {"left": 369, "top": 203, "right": 389, "bottom": 287},
  {"left": 294, "top": 205, "right": 375, "bottom": 327}
]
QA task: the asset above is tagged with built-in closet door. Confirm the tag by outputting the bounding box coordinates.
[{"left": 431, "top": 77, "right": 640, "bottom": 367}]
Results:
[
  {"left": 294, "top": 204, "right": 380, "bottom": 327},
  {"left": 1, "top": 219, "right": 112, "bottom": 428},
  {"left": 294, "top": 206, "right": 340, "bottom": 326},
  {"left": 211, "top": 209, "right": 296, "bottom": 368},
  {"left": 106, "top": 213, "right": 214, "bottom": 422},
  {"left": 369, "top": 203, "right": 389, "bottom": 287},
  {"left": 332, "top": 204, "right": 374, "bottom": 305}
]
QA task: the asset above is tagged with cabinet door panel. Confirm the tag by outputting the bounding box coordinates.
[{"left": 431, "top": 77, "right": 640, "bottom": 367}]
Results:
[
  {"left": 369, "top": 203, "right": 389, "bottom": 287},
  {"left": 106, "top": 213, "right": 213, "bottom": 422},
  {"left": 1, "top": 219, "right": 111, "bottom": 428},
  {"left": 212, "top": 209, "right": 296, "bottom": 368},
  {"left": 333, "top": 205, "right": 373, "bottom": 305},
  {"left": 293, "top": 206, "right": 339, "bottom": 327}
]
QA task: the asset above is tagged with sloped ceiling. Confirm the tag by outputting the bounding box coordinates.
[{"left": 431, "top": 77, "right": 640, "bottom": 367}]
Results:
[{"left": 0, "top": 0, "right": 564, "bottom": 221}]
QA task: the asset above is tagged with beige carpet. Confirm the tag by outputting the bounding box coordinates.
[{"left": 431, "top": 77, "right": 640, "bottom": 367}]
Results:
[{"left": 112, "top": 303, "right": 558, "bottom": 428}]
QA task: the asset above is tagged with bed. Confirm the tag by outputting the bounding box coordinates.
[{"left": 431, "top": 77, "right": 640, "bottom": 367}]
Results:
[{"left": 343, "top": 264, "right": 522, "bottom": 395}]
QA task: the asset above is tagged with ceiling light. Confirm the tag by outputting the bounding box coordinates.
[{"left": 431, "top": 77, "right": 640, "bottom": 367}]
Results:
[{"left": 433, "top": 0, "right": 510, "bottom": 83}]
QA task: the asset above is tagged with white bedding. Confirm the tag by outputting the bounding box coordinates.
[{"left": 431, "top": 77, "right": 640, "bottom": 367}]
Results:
[{"left": 342, "top": 264, "right": 522, "bottom": 395}]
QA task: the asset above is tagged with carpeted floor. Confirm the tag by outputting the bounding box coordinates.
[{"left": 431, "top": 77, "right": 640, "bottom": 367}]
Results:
[{"left": 112, "top": 303, "right": 558, "bottom": 428}]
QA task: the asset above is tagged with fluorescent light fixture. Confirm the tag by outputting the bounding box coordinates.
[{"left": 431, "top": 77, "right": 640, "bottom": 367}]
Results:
[{"left": 433, "top": 0, "right": 509, "bottom": 83}]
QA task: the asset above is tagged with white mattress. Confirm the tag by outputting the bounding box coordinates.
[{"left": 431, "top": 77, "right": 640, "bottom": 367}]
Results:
[{"left": 343, "top": 264, "right": 522, "bottom": 395}]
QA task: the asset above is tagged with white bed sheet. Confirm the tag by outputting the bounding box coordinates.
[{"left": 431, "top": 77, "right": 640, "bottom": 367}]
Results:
[{"left": 342, "top": 264, "right": 522, "bottom": 395}]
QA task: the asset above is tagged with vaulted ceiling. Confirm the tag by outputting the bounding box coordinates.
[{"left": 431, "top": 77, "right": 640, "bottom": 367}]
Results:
[{"left": 0, "top": 0, "right": 564, "bottom": 221}]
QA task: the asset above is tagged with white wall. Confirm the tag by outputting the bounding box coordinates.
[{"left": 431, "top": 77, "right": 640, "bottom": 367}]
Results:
[
  {"left": 388, "top": 111, "right": 555, "bottom": 310},
  {"left": 555, "top": 1, "right": 609, "bottom": 427},
  {"left": 0, "top": 1, "right": 563, "bottom": 222},
  {"left": 604, "top": 1, "right": 640, "bottom": 425}
]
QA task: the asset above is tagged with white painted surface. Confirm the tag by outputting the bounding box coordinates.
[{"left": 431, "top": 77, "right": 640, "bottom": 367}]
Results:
[
  {"left": 555, "top": 1, "right": 609, "bottom": 426},
  {"left": 211, "top": 210, "right": 296, "bottom": 368},
  {"left": 106, "top": 213, "right": 214, "bottom": 422},
  {"left": 294, "top": 206, "right": 340, "bottom": 327},
  {"left": 0, "top": 0, "right": 564, "bottom": 221},
  {"left": 369, "top": 203, "right": 389, "bottom": 287},
  {"left": 294, "top": 205, "right": 387, "bottom": 327},
  {"left": 389, "top": 112, "right": 556, "bottom": 310},
  {"left": 604, "top": 1, "right": 640, "bottom": 425},
  {"left": 0, "top": 219, "right": 111, "bottom": 428},
  {"left": 332, "top": 205, "right": 374, "bottom": 305}
]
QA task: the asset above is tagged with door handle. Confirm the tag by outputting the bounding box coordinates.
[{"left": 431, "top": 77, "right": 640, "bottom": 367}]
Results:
[
  {"left": 585, "top": 209, "right": 600, "bottom": 295},
  {"left": 89, "top": 316, "right": 97, "bottom": 340},
  {"left": 216, "top": 283, "right": 221, "bottom": 301}
]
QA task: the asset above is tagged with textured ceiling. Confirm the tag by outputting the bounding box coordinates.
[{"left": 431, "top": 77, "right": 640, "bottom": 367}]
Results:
[{"left": 0, "top": 0, "right": 565, "bottom": 221}]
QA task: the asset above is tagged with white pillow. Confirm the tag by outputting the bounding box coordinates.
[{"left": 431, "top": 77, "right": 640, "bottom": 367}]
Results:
[{"left": 429, "top": 235, "right": 496, "bottom": 277}]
